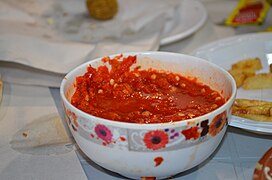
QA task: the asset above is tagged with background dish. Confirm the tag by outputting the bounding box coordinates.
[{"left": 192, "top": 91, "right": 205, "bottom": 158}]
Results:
[
  {"left": 160, "top": 0, "right": 207, "bottom": 45},
  {"left": 191, "top": 32, "right": 272, "bottom": 134}
]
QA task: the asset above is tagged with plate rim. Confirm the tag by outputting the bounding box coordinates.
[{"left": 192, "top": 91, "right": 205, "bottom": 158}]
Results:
[
  {"left": 229, "top": 116, "right": 272, "bottom": 135},
  {"left": 160, "top": 0, "right": 207, "bottom": 46},
  {"left": 191, "top": 32, "right": 272, "bottom": 55}
]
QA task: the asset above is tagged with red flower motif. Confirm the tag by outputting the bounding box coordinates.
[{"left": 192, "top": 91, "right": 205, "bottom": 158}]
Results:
[
  {"left": 143, "top": 130, "right": 169, "bottom": 150},
  {"left": 64, "top": 106, "right": 71, "bottom": 125},
  {"left": 94, "top": 124, "right": 113, "bottom": 142},
  {"left": 209, "top": 111, "right": 227, "bottom": 137},
  {"left": 66, "top": 109, "right": 78, "bottom": 130},
  {"left": 181, "top": 126, "right": 200, "bottom": 140},
  {"left": 72, "top": 113, "right": 78, "bottom": 128}
]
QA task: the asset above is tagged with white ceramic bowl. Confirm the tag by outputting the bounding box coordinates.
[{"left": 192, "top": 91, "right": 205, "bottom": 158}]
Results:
[{"left": 60, "top": 51, "right": 236, "bottom": 179}]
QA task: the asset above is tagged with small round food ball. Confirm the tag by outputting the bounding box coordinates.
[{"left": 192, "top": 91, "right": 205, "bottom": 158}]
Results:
[{"left": 86, "top": 0, "right": 118, "bottom": 20}]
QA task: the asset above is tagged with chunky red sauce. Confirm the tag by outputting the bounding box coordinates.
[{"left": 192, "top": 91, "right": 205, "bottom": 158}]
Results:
[{"left": 71, "top": 55, "right": 225, "bottom": 124}]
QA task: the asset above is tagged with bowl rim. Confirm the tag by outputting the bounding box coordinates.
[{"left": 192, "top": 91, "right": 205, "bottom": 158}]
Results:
[{"left": 60, "top": 51, "right": 237, "bottom": 129}]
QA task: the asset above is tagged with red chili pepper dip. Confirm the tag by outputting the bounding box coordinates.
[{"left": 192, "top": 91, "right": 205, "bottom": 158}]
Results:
[{"left": 71, "top": 55, "right": 225, "bottom": 124}]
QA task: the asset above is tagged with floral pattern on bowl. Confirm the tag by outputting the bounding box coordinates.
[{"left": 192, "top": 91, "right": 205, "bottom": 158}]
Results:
[{"left": 64, "top": 104, "right": 229, "bottom": 152}]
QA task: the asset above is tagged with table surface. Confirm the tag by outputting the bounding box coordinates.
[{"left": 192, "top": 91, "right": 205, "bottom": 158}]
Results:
[
  {"left": 48, "top": 0, "right": 272, "bottom": 177},
  {"left": 50, "top": 86, "right": 272, "bottom": 180},
  {"left": 4, "top": 0, "right": 271, "bottom": 179}
]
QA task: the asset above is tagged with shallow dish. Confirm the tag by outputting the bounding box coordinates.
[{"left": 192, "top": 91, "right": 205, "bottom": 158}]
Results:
[
  {"left": 192, "top": 32, "right": 272, "bottom": 135},
  {"left": 60, "top": 51, "right": 236, "bottom": 179}
]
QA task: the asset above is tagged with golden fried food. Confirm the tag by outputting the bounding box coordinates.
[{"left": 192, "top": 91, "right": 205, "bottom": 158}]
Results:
[
  {"left": 228, "top": 68, "right": 256, "bottom": 77},
  {"left": 235, "top": 99, "right": 272, "bottom": 107},
  {"left": 232, "top": 113, "right": 272, "bottom": 122},
  {"left": 228, "top": 58, "right": 261, "bottom": 88},
  {"left": 228, "top": 70, "right": 246, "bottom": 87},
  {"left": 231, "top": 57, "right": 262, "bottom": 71},
  {"left": 228, "top": 57, "right": 272, "bottom": 90},
  {"left": 243, "top": 73, "right": 272, "bottom": 89},
  {"left": 270, "top": 63, "right": 272, "bottom": 73},
  {"left": 228, "top": 68, "right": 256, "bottom": 87},
  {"left": 233, "top": 104, "right": 272, "bottom": 116},
  {"left": 232, "top": 99, "right": 272, "bottom": 122}
]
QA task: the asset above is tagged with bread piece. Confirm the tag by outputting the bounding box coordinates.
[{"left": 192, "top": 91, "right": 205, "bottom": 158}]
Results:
[
  {"left": 243, "top": 73, "right": 272, "bottom": 89},
  {"left": 231, "top": 57, "right": 262, "bottom": 71},
  {"left": 228, "top": 70, "right": 246, "bottom": 87},
  {"left": 232, "top": 113, "right": 272, "bottom": 122},
  {"left": 235, "top": 99, "right": 272, "bottom": 107},
  {"left": 228, "top": 68, "right": 256, "bottom": 88}
]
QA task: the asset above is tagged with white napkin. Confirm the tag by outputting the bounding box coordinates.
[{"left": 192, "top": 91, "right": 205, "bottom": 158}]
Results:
[
  {"left": 0, "top": 0, "right": 186, "bottom": 87},
  {"left": 0, "top": 83, "right": 87, "bottom": 179}
]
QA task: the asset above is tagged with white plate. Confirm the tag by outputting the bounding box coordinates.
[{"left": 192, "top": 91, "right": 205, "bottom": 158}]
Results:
[
  {"left": 49, "top": 0, "right": 207, "bottom": 47},
  {"left": 191, "top": 32, "right": 272, "bottom": 135},
  {"left": 160, "top": 0, "right": 207, "bottom": 45}
]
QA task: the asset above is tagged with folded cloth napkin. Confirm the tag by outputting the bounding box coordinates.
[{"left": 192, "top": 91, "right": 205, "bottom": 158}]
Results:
[
  {"left": 0, "top": 0, "right": 188, "bottom": 87},
  {"left": 0, "top": 83, "right": 87, "bottom": 179}
]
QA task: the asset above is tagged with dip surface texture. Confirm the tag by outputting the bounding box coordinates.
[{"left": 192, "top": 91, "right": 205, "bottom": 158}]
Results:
[{"left": 71, "top": 55, "right": 225, "bottom": 123}]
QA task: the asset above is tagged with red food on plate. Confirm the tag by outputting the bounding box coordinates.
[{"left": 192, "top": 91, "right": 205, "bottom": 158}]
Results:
[
  {"left": 71, "top": 55, "right": 225, "bottom": 124},
  {"left": 253, "top": 148, "right": 272, "bottom": 180}
]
